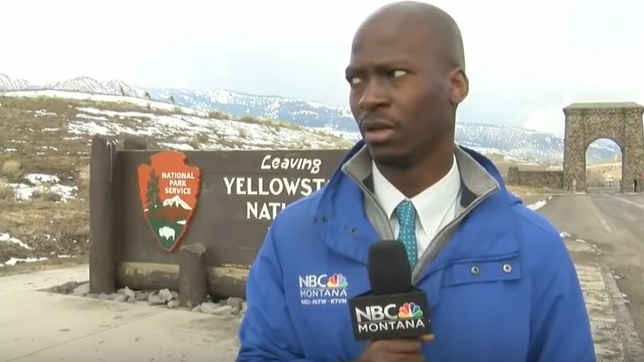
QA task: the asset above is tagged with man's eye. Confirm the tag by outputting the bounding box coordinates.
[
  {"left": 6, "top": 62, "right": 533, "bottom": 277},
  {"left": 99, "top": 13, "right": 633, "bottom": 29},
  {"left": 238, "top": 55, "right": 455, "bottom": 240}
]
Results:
[
  {"left": 390, "top": 70, "right": 408, "bottom": 78},
  {"left": 349, "top": 77, "right": 363, "bottom": 85}
]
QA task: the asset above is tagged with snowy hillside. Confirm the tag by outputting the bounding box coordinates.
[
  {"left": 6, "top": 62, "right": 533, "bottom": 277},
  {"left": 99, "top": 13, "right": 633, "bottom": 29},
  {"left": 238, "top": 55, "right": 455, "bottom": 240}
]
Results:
[
  {"left": 0, "top": 73, "right": 624, "bottom": 163},
  {"left": 0, "top": 90, "right": 353, "bottom": 151},
  {"left": 149, "top": 88, "right": 354, "bottom": 129}
]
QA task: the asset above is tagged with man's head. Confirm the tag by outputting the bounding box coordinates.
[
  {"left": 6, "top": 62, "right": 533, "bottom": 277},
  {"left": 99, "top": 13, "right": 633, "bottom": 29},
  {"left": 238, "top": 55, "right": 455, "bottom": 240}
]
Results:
[{"left": 346, "top": 1, "right": 469, "bottom": 168}]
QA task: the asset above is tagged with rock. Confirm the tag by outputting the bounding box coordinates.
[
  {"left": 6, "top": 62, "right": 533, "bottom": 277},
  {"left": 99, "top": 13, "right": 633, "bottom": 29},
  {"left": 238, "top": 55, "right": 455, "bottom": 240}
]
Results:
[
  {"left": 119, "top": 287, "right": 136, "bottom": 300},
  {"left": 200, "top": 302, "right": 220, "bottom": 314},
  {"left": 158, "top": 289, "right": 174, "bottom": 302},
  {"left": 134, "top": 292, "right": 148, "bottom": 301},
  {"left": 227, "top": 297, "right": 244, "bottom": 309},
  {"left": 97, "top": 293, "right": 111, "bottom": 300},
  {"left": 58, "top": 281, "right": 78, "bottom": 294},
  {"left": 147, "top": 294, "right": 166, "bottom": 306},
  {"left": 237, "top": 302, "right": 247, "bottom": 320},
  {"left": 72, "top": 282, "right": 90, "bottom": 296},
  {"left": 46, "top": 281, "right": 248, "bottom": 316},
  {"left": 212, "top": 305, "right": 233, "bottom": 316}
]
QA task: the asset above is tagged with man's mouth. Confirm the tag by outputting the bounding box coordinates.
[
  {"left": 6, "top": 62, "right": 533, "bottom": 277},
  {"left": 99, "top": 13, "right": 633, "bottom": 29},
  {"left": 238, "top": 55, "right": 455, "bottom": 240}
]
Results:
[
  {"left": 361, "top": 121, "right": 396, "bottom": 143},
  {"left": 361, "top": 120, "right": 395, "bottom": 132}
]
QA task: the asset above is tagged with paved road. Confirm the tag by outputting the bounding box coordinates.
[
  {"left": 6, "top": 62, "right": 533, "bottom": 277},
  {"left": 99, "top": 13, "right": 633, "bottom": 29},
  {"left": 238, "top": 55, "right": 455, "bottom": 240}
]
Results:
[
  {"left": 539, "top": 191, "right": 644, "bottom": 361},
  {"left": 0, "top": 266, "right": 241, "bottom": 362}
]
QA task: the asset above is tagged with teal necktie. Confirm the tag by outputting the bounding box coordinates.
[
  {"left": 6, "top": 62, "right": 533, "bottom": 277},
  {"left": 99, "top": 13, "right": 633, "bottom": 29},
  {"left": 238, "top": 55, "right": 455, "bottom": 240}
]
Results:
[{"left": 395, "top": 200, "right": 418, "bottom": 267}]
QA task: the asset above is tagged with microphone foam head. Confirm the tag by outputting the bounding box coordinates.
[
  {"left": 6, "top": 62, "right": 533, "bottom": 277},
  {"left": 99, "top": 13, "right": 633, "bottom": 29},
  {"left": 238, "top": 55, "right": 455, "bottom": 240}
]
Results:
[{"left": 367, "top": 240, "right": 412, "bottom": 295}]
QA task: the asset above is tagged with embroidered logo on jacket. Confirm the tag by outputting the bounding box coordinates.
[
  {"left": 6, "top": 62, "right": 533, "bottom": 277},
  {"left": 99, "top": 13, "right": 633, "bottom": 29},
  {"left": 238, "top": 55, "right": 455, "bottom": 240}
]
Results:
[{"left": 298, "top": 273, "right": 349, "bottom": 305}]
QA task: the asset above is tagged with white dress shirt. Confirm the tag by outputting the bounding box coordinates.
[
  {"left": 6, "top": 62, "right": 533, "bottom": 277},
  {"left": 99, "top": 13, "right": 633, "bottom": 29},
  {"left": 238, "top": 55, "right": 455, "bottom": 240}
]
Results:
[{"left": 371, "top": 154, "right": 462, "bottom": 259}]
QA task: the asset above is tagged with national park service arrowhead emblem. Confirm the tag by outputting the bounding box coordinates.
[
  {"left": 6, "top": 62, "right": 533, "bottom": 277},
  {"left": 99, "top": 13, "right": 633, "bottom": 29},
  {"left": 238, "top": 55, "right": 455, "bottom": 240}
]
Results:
[{"left": 137, "top": 151, "right": 201, "bottom": 252}]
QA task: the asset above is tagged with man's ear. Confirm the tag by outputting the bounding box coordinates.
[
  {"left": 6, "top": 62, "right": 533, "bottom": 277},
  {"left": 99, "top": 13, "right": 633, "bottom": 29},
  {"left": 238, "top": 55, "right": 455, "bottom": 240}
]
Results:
[{"left": 449, "top": 69, "right": 469, "bottom": 105}]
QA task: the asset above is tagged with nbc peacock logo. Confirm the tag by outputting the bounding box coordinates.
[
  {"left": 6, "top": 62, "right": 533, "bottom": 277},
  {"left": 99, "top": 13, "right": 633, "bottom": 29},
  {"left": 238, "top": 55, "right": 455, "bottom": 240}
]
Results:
[
  {"left": 397, "top": 302, "right": 424, "bottom": 319},
  {"left": 326, "top": 274, "right": 348, "bottom": 288},
  {"left": 298, "top": 273, "right": 349, "bottom": 305}
]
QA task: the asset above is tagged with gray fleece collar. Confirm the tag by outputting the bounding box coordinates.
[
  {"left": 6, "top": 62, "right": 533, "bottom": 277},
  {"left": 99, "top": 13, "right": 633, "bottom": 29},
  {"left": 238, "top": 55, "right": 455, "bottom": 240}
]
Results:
[{"left": 340, "top": 144, "right": 500, "bottom": 208}]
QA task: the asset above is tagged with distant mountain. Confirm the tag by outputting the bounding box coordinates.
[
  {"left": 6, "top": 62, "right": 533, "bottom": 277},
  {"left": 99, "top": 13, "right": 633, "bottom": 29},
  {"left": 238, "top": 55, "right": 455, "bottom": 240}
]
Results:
[
  {"left": 0, "top": 73, "right": 32, "bottom": 90},
  {"left": 0, "top": 73, "right": 622, "bottom": 163},
  {"left": 47, "top": 76, "right": 140, "bottom": 98},
  {"left": 148, "top": 88, "right": 354, "bottom": 130}
]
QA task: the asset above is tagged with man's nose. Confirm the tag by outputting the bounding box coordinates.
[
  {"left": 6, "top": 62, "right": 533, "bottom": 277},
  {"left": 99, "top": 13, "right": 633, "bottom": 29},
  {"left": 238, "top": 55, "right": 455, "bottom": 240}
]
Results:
[{"left": 358, "top": 80, "right": 388, "bottom": 111}]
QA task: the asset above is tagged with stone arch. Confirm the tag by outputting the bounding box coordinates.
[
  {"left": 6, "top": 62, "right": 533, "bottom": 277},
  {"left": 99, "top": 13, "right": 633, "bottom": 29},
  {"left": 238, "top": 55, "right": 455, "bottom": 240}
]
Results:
[{"left": 562, "top": 102, "right": 644, "bottom": 193}]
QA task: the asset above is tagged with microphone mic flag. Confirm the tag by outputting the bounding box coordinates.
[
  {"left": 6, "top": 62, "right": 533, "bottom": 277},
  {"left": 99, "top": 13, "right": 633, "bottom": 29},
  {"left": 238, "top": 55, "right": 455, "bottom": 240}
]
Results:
[{"left": 348, "top": 240, "right": 433, "bottom": 340}]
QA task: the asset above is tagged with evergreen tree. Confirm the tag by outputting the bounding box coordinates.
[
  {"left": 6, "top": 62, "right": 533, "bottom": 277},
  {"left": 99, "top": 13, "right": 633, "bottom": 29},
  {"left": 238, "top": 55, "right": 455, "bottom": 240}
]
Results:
[{"left": 146, "top": 170, "right": 161, "bottom": 211}]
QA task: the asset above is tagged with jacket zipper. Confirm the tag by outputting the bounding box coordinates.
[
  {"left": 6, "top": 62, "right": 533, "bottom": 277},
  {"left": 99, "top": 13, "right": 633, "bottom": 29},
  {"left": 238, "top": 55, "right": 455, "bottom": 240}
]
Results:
[
  {"left": 346, "top": 172, "right": 500, "bottom": 284},
  {"left": 345, "top": 173, "right": 396, "bottom": 238}
]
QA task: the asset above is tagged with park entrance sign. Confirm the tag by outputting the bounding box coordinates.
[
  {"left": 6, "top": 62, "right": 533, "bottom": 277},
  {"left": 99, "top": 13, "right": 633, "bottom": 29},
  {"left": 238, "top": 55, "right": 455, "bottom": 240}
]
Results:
[{"left": 88, "top": 134, "right": 349, "bottom": 301}]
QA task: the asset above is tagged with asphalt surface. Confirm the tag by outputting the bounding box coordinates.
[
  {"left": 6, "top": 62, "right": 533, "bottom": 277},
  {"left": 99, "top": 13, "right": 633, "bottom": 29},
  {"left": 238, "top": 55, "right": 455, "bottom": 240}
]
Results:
[{"left": 539, "top": 190, "right": 644, "bottom": 360}]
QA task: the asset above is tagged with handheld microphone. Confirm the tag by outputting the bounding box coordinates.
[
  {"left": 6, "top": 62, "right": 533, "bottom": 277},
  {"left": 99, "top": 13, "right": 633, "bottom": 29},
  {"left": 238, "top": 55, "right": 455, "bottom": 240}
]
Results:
[{"left": 348, "top": 240, "right": 433, "bottom": 340}]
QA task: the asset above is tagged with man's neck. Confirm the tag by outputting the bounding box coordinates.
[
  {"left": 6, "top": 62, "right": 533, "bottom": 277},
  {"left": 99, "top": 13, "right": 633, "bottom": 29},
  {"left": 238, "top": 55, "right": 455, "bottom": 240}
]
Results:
[{"left": 376, "top": 142, "right": 456, "bottom": 199}]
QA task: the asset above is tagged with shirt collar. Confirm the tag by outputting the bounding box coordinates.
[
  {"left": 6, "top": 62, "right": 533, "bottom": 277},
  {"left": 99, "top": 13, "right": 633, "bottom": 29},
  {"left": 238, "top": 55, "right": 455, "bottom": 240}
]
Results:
[{"left": 371, "top": 154, "right": 462, "bottom": 227}]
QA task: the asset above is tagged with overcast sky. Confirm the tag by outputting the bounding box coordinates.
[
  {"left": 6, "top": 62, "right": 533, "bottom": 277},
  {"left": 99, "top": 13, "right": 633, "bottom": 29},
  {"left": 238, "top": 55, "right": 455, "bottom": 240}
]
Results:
[{"left": 2, "top": 0, "right": 643, "bottom": 134}]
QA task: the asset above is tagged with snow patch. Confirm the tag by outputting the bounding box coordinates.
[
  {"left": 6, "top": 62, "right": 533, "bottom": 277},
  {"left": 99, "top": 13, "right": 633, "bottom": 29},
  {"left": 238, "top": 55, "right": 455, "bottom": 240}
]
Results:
[
  {"left": 527, "top": 200, "right": 546, "bottom": 211},
  {"left": 525, "top": 195, "right": 553, "bottom": 211},
  {"left": 1, "top": 256, "right": 48, "bottom": 267},
  {"left": 0, "top": 233, "right": 31, "bottom": 250},
  {"left": 34, "top": 109, "right": 56, "bottom": 117},
  {"left": 26, "top": 173, "right": 59, "bottom": 185},
  {"left": 8, "top": 173, "right": 78, "bottom": 202}
]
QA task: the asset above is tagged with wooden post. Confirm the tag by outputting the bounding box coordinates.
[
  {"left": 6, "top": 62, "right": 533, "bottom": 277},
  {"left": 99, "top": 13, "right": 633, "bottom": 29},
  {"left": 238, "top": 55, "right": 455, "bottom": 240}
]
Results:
[
  {"left": 89, "top": 135, "right": 117, "bottom": 294},
  {"left": 124, "top": 136, "right": 147, "bottom": 150},
  {"left": 178, "top": 243, "right": 208, "bottom": 308}
]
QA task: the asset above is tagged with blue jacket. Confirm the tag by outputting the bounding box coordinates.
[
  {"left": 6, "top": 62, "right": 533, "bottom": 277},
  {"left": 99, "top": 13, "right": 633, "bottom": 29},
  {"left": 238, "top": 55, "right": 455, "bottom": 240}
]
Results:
[{"left": 236, "top": 142, "right": 596, "bottom": 362}]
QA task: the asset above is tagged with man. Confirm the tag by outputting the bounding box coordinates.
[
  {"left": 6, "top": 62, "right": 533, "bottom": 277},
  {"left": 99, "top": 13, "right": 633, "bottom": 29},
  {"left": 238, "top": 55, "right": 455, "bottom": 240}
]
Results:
[{"left": 236, "top": 1, "right": 596, "bottom": 361}]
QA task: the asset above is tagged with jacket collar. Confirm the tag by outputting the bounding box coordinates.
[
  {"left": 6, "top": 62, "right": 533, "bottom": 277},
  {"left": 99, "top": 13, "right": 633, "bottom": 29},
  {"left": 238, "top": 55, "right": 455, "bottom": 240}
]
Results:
[{"left": 313, "top": 140, "right": 521, "bottom": 265}]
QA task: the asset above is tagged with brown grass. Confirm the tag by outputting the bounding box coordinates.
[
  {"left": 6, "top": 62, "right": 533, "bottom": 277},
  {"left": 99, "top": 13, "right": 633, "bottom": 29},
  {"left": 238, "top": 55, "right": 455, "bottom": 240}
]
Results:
[
  {"left": 236, "top": 114, "right": 302, "bottom": 130},
  {"left": 1, "top": 159, "right": 23, "bottom": 182},
  {"left": 0, "top": 178, "right": 14, "bottom": 201},
  {"left": 0, "top": 198, "right": 89, "bottom": 263},
  {"left": 0, "top": 97, "right": 108, "bottom": 270}
]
